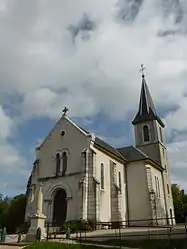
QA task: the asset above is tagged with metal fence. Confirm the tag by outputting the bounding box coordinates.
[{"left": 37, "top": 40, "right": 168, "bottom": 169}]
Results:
[{"left": 45, "top": 218, "right": 187, "bottom": 248}]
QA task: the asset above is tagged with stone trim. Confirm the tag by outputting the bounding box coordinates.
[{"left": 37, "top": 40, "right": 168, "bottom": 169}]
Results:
[
  {"left": 39, "top": 171, "right": 85, "bottom": 181},
  {"left": 46, "top": 183, "right": 72, "bottom": 199}
]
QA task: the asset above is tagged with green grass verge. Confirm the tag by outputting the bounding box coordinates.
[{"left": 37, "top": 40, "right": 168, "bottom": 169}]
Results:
[
  {"left": 79, "top": 238, "right": 187, "bottom": 249},
  {"left": 25, "top": 242, "right": 109, "bottom": 249}
]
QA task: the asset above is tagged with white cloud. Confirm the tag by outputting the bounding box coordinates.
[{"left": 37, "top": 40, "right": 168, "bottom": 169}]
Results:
[
  {"left": 167, "top": 138, "right": 187, "bottom": 191},
  {"left": 0, "top": 105, "right": 28, "bottom": 195},
  {"left": 0, "top": 0, "right": 187, "bottom": 192}
]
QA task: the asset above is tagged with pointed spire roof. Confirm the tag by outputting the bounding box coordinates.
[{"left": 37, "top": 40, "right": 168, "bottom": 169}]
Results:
[{"left": 132, "top": 75, "right": 165, "bottom": 127}]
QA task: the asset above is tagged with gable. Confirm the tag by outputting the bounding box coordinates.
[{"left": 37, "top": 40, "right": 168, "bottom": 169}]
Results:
[{"left": 37, "top": 115, "right": 88, "bottom": 150}]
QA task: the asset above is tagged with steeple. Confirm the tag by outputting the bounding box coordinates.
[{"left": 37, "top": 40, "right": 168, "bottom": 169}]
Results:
[{"left": 132, "top": 74, "right": 164, "bottom": 127}]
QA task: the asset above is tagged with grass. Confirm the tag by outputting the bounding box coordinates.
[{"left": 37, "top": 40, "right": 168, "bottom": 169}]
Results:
[
  {"left": 25, "top": 242, "right": 109, "bottom": 249},
  {"left": 79, "top": 238, "right": 187, "bottom": 249}
]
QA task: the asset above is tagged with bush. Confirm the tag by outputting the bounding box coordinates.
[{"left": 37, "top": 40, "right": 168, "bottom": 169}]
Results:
[{"left": 58, "top": 220, "right": 96, "bottom": 233}]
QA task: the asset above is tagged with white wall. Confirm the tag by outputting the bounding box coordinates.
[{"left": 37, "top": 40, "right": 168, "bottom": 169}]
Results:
[
  {"left": 146, "top": 164, "right": 166, "bottom": 223},
  {"left": 127, "top": 161, "right": 150, "bottom": 224},
  {"left": 27, "top": 116, "right": 92, "bottom": 222},
  {"left": 37, "top": 116, "right": 90, "bottom": 178},
  {"left": 91, "top": 145, "right": 127, "bottom": 222}
]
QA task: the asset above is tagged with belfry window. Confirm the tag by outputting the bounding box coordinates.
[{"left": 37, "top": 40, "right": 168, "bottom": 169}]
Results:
[
  {"left": 56, "top": 153, "right": 61, "bottom": 176},
  {"left": 62, "top": 151, "right": 68, "bottom": 176},
  {"left": 101, "top": 163, "right": 104, "bottom": 190},
  {"left": 143, "top": 125, "right": 150, "bottom": 142}
]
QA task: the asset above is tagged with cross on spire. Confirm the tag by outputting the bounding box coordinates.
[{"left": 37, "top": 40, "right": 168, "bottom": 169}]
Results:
[
  {"left": 62, "top": 107, "right": 69, "bottom": 116},
  {"left": 139, "top": 64, "right": 146, "bottom": 77}
]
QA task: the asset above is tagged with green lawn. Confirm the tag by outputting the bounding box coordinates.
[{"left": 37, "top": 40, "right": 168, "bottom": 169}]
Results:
[
  {"left": 25, "top": 242, "right": 109, "bottom": 249},
  {"left": 79, "top": 238, "right": 187, "bottom": 249}
]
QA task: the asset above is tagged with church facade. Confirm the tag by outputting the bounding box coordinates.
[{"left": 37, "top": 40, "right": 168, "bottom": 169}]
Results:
[{"left": 25, "top": 74, "right": 175, "bottom": 227}]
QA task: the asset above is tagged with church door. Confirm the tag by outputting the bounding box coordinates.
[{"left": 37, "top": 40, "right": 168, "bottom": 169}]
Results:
[{"left": 53, "top": 189, "right": 67, "bottom": 225}]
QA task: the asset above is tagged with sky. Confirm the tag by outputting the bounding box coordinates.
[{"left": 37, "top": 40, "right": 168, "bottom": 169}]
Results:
[{"left": 0, "top": 0, "right": 187, "bottom": 196}]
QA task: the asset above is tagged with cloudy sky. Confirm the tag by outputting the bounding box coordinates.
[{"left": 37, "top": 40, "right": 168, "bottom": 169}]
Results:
[{"left": 0, "top": 0, "right": 187, "bottom": 196}]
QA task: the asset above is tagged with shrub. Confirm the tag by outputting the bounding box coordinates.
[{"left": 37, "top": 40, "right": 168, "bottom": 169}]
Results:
[{"left": 58, "top": 219, "right": 96, "bottom": 233}]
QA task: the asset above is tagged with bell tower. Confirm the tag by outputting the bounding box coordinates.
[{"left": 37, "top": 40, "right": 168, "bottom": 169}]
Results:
[{"left": 132, "top": 65, "right": 175, "bottom": 224}]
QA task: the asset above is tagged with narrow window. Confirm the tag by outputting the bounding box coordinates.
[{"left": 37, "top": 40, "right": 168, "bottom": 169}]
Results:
[
  {"left": 62, "top": 151, "right": 68, "bottom": 176},
  {"left": 56, "top": 153, "right": 61, "bottom": 176},
  {"left": 101, "top": 163, "right": 104, "bottom": 190},
  {"left": 159, "top": 127, "right": 163, "bottom": 143},
  {"left": 143, "top": 125, "right": 150, "bottom": 142},
  {"left": 157, "top": 177, "right": 160, "bottom": 197},
  {"left": 167, "top": 184, "right": 170, "bottom": 194},
  {"left": 155, "top": 176, "right": 158, "bottom": 197},
  {"left": 118, "top": 171, "right": 122, "bottom": 194}
]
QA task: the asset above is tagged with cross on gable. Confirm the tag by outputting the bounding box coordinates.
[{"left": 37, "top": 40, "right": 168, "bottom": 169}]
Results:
[{"left": 62, "top": 107, "right": 69, "bottom": 116}]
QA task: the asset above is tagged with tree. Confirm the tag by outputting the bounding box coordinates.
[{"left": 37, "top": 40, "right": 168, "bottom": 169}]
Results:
[
  {"left": 171, "top": 184, "right": 187, "bottom": 223},
  {"left": 6, "top": 194, "right": 27, "bottom": 233},
  {"left": 0, "top": 195, "right": 10, "bottom": 228}
]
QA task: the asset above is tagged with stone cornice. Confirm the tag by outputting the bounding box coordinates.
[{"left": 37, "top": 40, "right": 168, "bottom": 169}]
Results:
[{"left": 38, "top": 170, "right": 85, "bottom": 182}]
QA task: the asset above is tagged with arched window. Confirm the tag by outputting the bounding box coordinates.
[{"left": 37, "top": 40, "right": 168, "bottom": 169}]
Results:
[
  {"left": 101, "top": 163, "right": 104, "bottom": 190},
  {"left": 56, "top": 153, "right": 61, "bottom": 176},
  {"left": 143, "top": 125, "right": 150, "bottom": 142},
  {"left": 62, "top": 151, "right": 68, "bottom": 176},
  {"left": 118, "top": 171, "right": 122, "bottom": 194}
]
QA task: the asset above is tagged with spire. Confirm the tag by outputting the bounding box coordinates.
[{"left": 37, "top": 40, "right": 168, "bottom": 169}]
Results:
[{"left": 132, "top": 68, "right": 164, "bottom": 127}]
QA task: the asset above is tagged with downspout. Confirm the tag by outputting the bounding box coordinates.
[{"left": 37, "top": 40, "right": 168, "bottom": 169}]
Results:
[{"left": 125, "top": 164, "right": 130, "bottom": 227}]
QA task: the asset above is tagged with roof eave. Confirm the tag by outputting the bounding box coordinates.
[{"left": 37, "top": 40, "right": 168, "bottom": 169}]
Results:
[
  {"left": 132, "top": 113, "right": 165, "bottom": 127},
  {"left": 94, "top": 141, "right": 127, "bottom": 163}
]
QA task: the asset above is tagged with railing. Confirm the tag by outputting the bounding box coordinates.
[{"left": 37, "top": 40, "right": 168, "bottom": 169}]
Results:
[{"left": 46, "top": 218, "right": 187, "bottom": 248}]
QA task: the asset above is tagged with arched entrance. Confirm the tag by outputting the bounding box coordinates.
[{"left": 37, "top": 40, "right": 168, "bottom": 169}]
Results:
[{"left": 53, "top": 189, "right": 67, "bottom": 225}]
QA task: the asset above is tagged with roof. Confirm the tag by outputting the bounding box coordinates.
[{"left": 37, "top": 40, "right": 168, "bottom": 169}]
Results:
[
  {"left": 117, "top": 146, "right": 163, "bottom": 170},
  {"left": 117, "top": 146, "right": 148, "bottom": 162},
  {"left": 78, "top": 125, "right": 125, "bottom": 160},
  {"left": 94, "top": 137, "right": 125, "bottom": 160},
  {"left": 132, "top": 75, "right": 165, "bottom": 127}
]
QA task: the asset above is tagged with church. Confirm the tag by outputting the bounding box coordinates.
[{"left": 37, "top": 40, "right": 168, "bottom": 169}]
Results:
[{"left": 25, "top": 72, "right": 175, "bottom": 227}]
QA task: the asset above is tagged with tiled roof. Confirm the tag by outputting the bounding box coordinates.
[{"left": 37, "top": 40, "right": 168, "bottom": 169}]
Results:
[{"left": 117, "top": 146, "right": 148, "bottom": 162}]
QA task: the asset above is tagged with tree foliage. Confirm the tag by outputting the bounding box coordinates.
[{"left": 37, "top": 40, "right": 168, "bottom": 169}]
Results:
[
  {"left": 0, "top": 193, "right": 27, "bottom": 233},
  {"left": 171, "top": 184, "right": 187, "bottom": 223}
]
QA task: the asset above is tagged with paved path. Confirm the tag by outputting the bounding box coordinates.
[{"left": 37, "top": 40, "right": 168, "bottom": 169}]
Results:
[{"left": 0, "top": 246, "right": 21, "bottom": 249}]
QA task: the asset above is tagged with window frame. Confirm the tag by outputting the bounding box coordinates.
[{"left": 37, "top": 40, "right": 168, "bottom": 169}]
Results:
[
  {"left": 62, "top": 151, "right": 68, "bottom": 176},
  {"left": 118, "top": 171, "right": 122, "bottom": 194},
  {"left": 101, "top": 163, "right": 104, "bottom": 190},
  {"left": 143, "top": 125, "right": 150, "bottom": 142}
]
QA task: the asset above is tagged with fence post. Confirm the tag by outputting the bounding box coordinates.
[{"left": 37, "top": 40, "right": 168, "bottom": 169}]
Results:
[
  {"left": 119, "top": 222, "right": 122, "bottom": 249},
  {"left": 166, "top": 227, "right": 171, "bottom": 248},
  {"left": 185, "top": 224, "right": 187, "bottom": 240},
  {"left": 46, "top": 223, "right": 49, "bottom": 240},
  {"left": 17, "top": 232, "right": 21, "bottom": 243}
]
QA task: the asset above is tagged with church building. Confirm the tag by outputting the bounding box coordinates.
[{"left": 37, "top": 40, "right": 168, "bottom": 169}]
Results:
[{"left": 25, "top": 72, "right": 175, "bottom": 227}]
